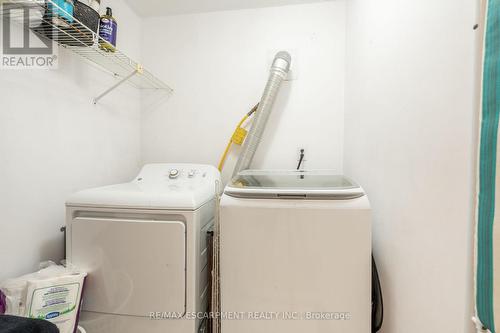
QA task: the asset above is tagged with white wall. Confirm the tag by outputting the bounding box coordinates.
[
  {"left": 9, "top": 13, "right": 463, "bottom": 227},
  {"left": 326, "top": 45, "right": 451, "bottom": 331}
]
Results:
[
  {"left": 140, "top": 1, "right": 346, "bottom": 182},
  {"left": 126, "top": 0, "right": 339, "bottom": 16},
  {"left": 344, "top": 0, "right": 478, "bottom": 332},
  {"left": 0, "top": 0, "right": 142, "bottom": 281}
]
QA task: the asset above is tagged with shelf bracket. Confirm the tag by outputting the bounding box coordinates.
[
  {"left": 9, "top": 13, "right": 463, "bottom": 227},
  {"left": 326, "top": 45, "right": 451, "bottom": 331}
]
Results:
[{"left": 93, "top": 65, "right": 144, "bottom": 104}]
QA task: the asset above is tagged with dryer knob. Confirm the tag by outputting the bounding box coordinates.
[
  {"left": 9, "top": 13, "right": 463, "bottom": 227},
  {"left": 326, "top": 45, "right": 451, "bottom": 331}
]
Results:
[{"left": 169, "top": 169, "right": 179, "bottom": 179}]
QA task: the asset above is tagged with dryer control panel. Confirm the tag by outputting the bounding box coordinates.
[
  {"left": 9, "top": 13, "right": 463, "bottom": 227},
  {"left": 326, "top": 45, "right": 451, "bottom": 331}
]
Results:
[
  {"left": 135, "top": 164, "right": 215, "bottom": 183},
  {"left": 66, "top": 163, "right": 221, "bottom": 210},
  {"left": 164, "top": 166, "right": 205, "bottom": 180}
]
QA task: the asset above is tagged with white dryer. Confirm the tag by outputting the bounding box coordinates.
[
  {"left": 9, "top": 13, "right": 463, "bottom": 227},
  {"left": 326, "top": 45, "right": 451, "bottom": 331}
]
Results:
[
  {"left": 65, "top": 163, "right": 220, "bottom": 333},
  {"left": 220, "top": 170, "right": 372, "bottom": 333}
]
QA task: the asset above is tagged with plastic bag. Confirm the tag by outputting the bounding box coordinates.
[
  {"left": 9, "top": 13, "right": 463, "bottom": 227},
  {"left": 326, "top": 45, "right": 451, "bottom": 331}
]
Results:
[{"left": 0, "top": 261, "right": 87, "bottom": 333}]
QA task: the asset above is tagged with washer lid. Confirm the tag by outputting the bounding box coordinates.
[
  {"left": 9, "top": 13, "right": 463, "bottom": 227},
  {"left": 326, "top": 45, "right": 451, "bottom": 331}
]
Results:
[
  {"left": 66, "top": 163, "right": 221, "bottom": 210},
  {"left": 224, "top": 170, "right": 364, "bottom": 200}
]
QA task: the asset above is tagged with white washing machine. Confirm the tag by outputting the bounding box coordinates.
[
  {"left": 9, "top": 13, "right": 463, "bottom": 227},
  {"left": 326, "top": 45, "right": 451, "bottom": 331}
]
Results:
[
  {"left": 220, "top": 170, "right": 372, "bottom": 333},
  {"left": 65, "top": 163, "right": 220, "bottom": 333}
]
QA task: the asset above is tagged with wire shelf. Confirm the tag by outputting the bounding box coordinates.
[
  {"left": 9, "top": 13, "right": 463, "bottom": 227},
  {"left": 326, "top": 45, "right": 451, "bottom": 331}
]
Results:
[{"left": 1, "top": 0, "right": 173, "bottom": 103}]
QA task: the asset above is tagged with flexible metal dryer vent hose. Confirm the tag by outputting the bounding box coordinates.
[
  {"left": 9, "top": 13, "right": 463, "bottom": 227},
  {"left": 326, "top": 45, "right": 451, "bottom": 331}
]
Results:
[{"left": 232, "top": 51, "right": 291, "bottom": 178}]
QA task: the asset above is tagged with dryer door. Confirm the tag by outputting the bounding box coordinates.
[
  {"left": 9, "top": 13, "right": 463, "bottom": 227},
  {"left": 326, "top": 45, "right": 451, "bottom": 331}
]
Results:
[{"left": 71, "top": 217, "right": 186, "bottom": 317}]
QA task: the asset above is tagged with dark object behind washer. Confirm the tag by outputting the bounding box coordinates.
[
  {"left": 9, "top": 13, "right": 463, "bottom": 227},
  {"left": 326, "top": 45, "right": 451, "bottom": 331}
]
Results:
[
  {"left": 0, "top": 315, "right": 59, "bottom": 333},
  {"left": 372, "top": 255, "right": 384, "bottom": 332},
  {"left": 204, "top": 229, "right": 214, "bottom": 333}
]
